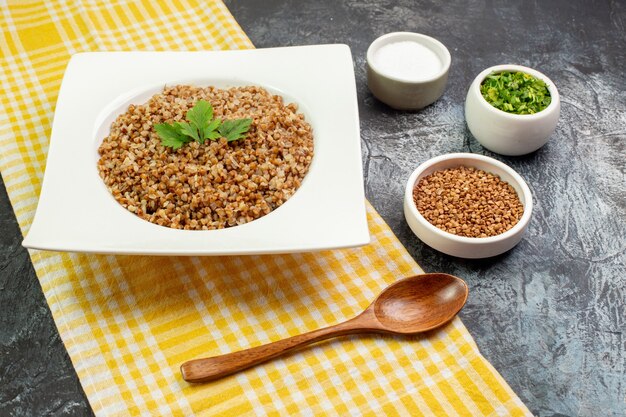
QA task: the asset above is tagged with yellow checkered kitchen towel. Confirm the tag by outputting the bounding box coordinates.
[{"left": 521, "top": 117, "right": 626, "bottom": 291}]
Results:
[{"left": 0, "top": 1, "right": 531, "bottom": 416}]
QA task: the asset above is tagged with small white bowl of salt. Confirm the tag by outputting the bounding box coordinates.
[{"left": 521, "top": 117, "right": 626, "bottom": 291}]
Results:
[{"left": 366, "top": 32, "right": 451, "bottom": 110}]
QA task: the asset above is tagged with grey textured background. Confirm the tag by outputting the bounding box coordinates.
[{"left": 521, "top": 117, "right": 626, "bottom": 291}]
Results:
[{"left": 1, "top": 0, "right": 624, "bottom": 416}]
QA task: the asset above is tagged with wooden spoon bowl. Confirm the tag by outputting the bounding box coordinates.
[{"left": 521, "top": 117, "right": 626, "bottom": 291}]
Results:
[{"left": 374, "top": 273, "right": 468, "bottom": 334}]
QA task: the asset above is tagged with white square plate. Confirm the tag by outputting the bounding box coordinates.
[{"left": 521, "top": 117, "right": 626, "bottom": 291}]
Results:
[{"left": 23, "top": 45, "right": 370, "bottom": 255}]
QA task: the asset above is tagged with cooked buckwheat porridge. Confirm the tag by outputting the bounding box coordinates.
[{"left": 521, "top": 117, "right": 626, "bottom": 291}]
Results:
[{"left": 97, "top": 85, "right": 314, "bottom": 230}]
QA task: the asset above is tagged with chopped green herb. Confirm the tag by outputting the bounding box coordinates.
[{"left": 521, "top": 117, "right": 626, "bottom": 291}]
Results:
[
  {"left": 480, "top": 71, "right": 551, "bottom": 115},
  {"left": 154, "top": 100, "right": 252, "bottom": 149}
]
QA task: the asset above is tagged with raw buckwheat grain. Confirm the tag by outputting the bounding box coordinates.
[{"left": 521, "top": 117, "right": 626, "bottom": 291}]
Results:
[{"left": 413, "top": 166, "right": 524, "bottom": 238}]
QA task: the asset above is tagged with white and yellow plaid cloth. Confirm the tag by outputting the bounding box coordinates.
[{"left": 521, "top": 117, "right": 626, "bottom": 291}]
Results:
[{"left": 0, "top": 1, "right": 532, "bottom": 415}]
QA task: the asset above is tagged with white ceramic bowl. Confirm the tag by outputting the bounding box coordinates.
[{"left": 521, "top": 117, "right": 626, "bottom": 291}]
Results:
[
  {"left": 465, "top": 64, "right": 560, "bottom": 156},
  {"left": 366, "top": 32, "right": 451, "bottom": 110},
  {"left": 403, "top": 153, "right": 533, "bottom": 258}
]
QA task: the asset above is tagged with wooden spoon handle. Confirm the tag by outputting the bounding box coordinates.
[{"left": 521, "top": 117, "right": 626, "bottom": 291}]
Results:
[{"left": 181, "top": 315, "right": 372, "bottom": 383}]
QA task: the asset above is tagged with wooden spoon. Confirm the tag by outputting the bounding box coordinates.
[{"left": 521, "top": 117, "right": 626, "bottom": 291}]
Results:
[{"left": 180, "top": 273, "right": 468, "bottom": 383}]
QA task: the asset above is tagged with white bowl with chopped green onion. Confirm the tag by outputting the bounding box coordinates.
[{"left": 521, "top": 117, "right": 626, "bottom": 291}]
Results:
[{"left": 465, "top": 64, "right": 560, "bottom": 156}]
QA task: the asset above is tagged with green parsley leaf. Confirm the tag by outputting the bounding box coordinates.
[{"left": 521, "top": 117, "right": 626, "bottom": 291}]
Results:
[
  {"left": 218, "top": 118, "right": 253, "bottom": 142},
  {"left": 480, "top": 71, "right": 551, "bottom": 115},
  {"left": 203, "top": 118, "right": 222, "bottom": 141},
  {"left": 154, "top": 123, "right": 188, "bottom": 150},
  {"left": 186, "top": 100, "right": 213, "bottom": 130},
  {"left": 185, "top": 100, "right": 215, "bottom": 143},
  {"left": 176, "top": 121, "right": 201, "bottom": 142},
  {"left": 155, "top": 100, "right": 253, "bottom": 149}
]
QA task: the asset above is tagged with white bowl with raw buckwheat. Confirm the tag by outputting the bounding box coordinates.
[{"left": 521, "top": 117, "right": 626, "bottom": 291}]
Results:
[{"left": 404, "top": 153, "right": 533, "bottom": 258}]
